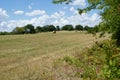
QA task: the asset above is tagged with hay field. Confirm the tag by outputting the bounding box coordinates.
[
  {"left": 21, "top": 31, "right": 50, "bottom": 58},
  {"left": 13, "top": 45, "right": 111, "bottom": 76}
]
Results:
[{"left": 0, "top": 31, "right": 107, "bottom": 80}]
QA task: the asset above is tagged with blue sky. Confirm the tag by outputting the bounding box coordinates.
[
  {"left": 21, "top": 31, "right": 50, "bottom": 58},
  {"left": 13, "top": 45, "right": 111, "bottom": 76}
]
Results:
[{"left": 0, "top": 0, "right": 101, "bottom": 32}]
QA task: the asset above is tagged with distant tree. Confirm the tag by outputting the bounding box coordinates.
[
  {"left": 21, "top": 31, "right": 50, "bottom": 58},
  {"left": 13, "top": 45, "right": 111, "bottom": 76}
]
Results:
[
  {"left": 12, "top": 27, "right": 25, "bottom": 34},
  {"left": 62, "top": 24, "right": 74, "bottom": 31},
  {"left": 62, "top": 25, "right": 68, "bottom": 30},
  {"left": 42, "top": 25, "right": 48, "bottom": 32},
  {"left": 75, "top": 25, "right": 83, "bottom": 31},
  {"left": 56, "top": 26, "right": 60, "bottom": 31},
  {"left": 36, "top": 26, "right": 43, "bottom": 33},
  {"left": 48, "top": 25, "right": 56, "bottom": 31},
  {"left": 84, "top": 26, "right": 89, "bottom": 31},
  {"left": 84, "top": 26, "right": 95, "bottom": 33},
  {"left": 42, "top": 25, "right": 56, "bottom": 32},
  {"left": 0, "top": 32, "right": 11, "bottom": 35},
  {"left": 93, "top": 25, "right": 99, "bottom": 33},
  {"left": 68, "top": 25, "right": 74, "bottom": 31},
  {"left": 24, "top": 24, "right": 35, "bottom": 34}
]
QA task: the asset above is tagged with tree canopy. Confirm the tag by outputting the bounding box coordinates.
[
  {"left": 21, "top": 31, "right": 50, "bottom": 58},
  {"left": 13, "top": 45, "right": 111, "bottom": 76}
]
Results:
[
  {"left": 75, "top": 24, "right": 83, "bottom": 31},
  {"left": 62, "top": 24, "right": 74, "bottom": 31},
  {"left": 24, "top": 24, "right": 35, "bottom": 34}
]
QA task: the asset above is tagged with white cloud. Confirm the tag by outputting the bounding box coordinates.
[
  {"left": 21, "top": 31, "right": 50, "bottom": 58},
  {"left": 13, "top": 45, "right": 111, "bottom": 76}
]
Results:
[
  {"left": 0, "top": 21, "right": 13, "bottom": 32},
  {"left": 63, "top": 6, "right": 68, "bottom": 10},
  {"left": 14, "top": 10, "right": 24, "bottom": 15},
  {"left": 51, "top": 18, "right": 69, "bottom": 26},
  {"left": 0, "top": 9, "right": 101, "bottom": 32},
  {"left": 0, "top": 21, "right": 6, "bottom": 26},
  {"left": 70, "top": 7, "right": 78, "bottom": 14},
  {"left": 51, "top": 11, "right": 65, "bottom": 18},
  {"left": 0, "top": 8, "right": 9, "bottom": 22},
  {"left": 70, "top": 7, "right": 74, "bottom": 11},
  {"left": 25, "top": 10, "right": 46, "bottom": 16},
  {"left": 71, "top": 0, "right": 86, "bottom": 7},
  {"left": 67, "top": 13, "right": 102, "bottom": 27},
  {"left": 28, "top": 5, "right": 32, "bottom": 9},
  {"left": 0, "top": 14, "right": 50, "bottom": 32}
]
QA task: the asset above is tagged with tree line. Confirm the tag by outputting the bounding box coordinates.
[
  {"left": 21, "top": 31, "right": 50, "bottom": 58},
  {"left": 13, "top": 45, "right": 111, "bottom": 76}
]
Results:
[{"left": 0, "top": 24, "right": 99, "bottom": 35}]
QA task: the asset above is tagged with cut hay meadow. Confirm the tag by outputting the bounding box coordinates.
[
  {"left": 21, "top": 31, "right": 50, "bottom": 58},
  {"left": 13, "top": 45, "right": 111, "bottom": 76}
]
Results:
[{"left": 0, "top": 31, "right": 108, "bottom": 80}]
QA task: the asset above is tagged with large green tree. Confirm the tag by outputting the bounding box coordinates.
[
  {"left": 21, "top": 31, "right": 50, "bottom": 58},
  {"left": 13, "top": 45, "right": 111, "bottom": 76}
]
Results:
[
  {"left": 36, "top": 26, "right": 43, "bottom": 33},
  {"left": 62, "top": 24, "right": 74, "bottom": 31},
  {"left": 42, "top": 25, "right": 56, "bottom": 32},
  {"left": 53, "top": 0, "right": 120, "bottom": 46},
  {"left": 75, "top": 24, "right": 83, "bottom": 31},
  {"left": 56, "top": 26, "right": 60, "bottom": 31},
  {"left": 12, "top": 27, "right": 25, "bottom": 34},
  {"left": 24, "top": 24, "right": 35, "bottom": 34}
]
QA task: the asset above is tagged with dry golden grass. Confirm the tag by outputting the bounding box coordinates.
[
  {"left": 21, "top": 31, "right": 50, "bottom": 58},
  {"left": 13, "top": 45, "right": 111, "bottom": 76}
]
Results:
[{"left": 0, "top": 31, "right": 108, "bottom": 80}]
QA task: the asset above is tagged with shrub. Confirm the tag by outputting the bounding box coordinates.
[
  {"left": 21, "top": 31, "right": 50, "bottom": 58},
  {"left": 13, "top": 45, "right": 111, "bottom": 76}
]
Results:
[
  {"left": 62, "top": 40, "right": 120, "bottom": 79},
  {"left": 112, "top": 26, "right": 120, "bottom": 46}
]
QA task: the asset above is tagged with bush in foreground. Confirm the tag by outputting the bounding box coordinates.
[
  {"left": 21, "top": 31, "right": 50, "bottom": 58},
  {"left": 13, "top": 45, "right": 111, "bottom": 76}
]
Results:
[{"left": 56, "top": 40, "right": 120, "bottom": 79}]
